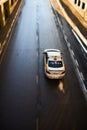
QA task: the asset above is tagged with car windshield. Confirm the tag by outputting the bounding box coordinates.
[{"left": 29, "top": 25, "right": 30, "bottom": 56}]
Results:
[{"left": 48, "top": 60, "right": 63, "bottom": 68}]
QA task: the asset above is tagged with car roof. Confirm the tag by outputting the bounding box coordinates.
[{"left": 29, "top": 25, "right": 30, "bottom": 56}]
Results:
[
  {"left": 47, "top": 51, "right": 61, "bottom": 57},
  {"left": 43, "top": 49, "right": 60, "bottom": 53}
]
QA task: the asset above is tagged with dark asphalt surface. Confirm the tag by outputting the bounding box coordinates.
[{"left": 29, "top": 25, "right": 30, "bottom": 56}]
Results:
[
  {"left": 0, "top": 0, "right": 87, "bottom": 130},
  {"left": 55, "top": 11, "right": 87, "bottom": 89}
]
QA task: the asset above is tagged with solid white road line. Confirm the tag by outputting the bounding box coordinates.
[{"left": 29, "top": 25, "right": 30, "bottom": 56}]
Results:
[
  {"left": 80, "top": 72, "right": 85, "bottom": 81},
  {"left": 72, "top": 29, "right": 87, "bottom": 54}
]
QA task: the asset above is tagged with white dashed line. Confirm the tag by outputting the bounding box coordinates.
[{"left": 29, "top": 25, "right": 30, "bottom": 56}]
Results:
[
  {"left": 64, "top": 34, "right": 71, "bottom": 48},
  {"left": 60, "top": 19, "right": 87, "bottom": 100},
  {"left": 57, "top": 16, "right": 62, "bottom": 28},
  {"left": 64, "top": 34, "right": 87, "bottom": 98},
  {"left": 0, "top": 50, "right": 2, "bottom": 54},
  {"left": 75, "top": 59, "right": 79, "bottom": 67},
  {"left": 67, "top": 41, "right": 71, "bottom": 48},
  {"left": 3, "top": 40, "right": 6, "bottom": 46},
  {"left": 76, "top": 68, "right": 83, "bottom": 83},
  {"left": 76, "top": 67, "right": 87, "bottom": 94},
  {"left": 37, "top": 51, "right": 39, "bottom": 57},
  {"left": 0, "top": 43, "right": 2, "bottom": 54},
  {"left": 36, "top": 75, "right": 38, "bottom": 84},
  {"left": 63, "top": 29, "right": 65, "bottom": 35},
  {"left": 36, "top": 34, "right": 39, "bottom": 42},
  {"left": 71, "top": 49, "right": 74, "bottom": 56},
  {"left": 8, "top": 28, "right": 11, "bottom": 34},
  {"left": 13, "top": 19, "right": 15, "bottom": 23},
  {"left": 83, "top": 85, "right": 87, "bottom": 93},
  {"left": 6, "top": 33, "right": 9, "bottom": 39},
  {"left": 11, "top": 22, "right": 13, "bottom": 27},
  {"left": 0, "top": 43, "right": 1, "bottom": 49},
  {"left": 8, "top": 30, "right": 10, "bottom": 34},
  {"left": 64, "top": 34, "right": 67, "bottom": 42},
  {"left": 77, "top": 68, "right": 87, "bottom": 94},
  {"left": 80, "top": 72, "right": 85, "bottom": 81},
  {"left": 69, "top": 47, "right": 75, "bottom": 57},
  {"left": 6, "top": 27, "right": 12, "bottom": 38}
]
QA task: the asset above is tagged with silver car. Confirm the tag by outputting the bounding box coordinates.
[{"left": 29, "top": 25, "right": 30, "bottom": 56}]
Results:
[{"left": 43, "top": 49, "right": 66, "bottom": 79}]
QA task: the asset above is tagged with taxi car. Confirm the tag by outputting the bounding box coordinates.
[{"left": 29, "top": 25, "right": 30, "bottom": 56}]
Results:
[{"left": 43, "top": 49, "right": 66, "bottom": 79}]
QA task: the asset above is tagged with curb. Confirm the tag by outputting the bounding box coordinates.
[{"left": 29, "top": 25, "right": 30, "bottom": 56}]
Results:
[{"left": 0, "top": 0, "right": 24, "bottom": 64}]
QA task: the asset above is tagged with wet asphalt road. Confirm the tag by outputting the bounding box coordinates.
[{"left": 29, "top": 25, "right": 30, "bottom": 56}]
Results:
[{"left": 0, "top": 0, "right": 87, "bottom": 130}]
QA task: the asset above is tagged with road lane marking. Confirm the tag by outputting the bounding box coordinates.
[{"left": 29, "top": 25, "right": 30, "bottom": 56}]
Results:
[
  {"left": 70, "top": 50, "right": 87, "bottom": 94},
  {"left": 63, "top": 33, "right": 71, "bottom": 48},
  {"left": 3, "top": 40, "right": 6, "bottom": 46},
  {"left": 71, "top": 49, "right": 74, "bottom": 56},
  {"left": 56, "top": 14, "right": 87, "bottom": 99},
  {"left": 0, "top": 43, "right": 2, "bottom": 54},
  {"left": 9, "top": 27, "right": 11, "bottom": 32},
  {"left": 37, "top": 51, "right": 38, "bottom": 57},
  {"left": 76, "top": 68, "right": 87, "bottom": 92},
  {"left": 36, "top": 75, "right": 38, "bottom": 85},
  {"left": 6, "top": 33, "right": 9, "bottom": 39},
  {"left": 11, "top": 22, "right": 13, "bottom": 27},
  {"left": 0, "top": 50, "right": 1, "bottom": 54},
  {"left": 72, "top": 29, "right": 87, "bottom": 54},
  {"left": 12, "top": 18, "right": 14, "bottom": 23},
  {"left": 64, "top": 34, "right": 67, "bottom": 42},
  {"left": 36, "top": 33, "right": 39, "bottom": 42},
  {"left": 7, "top": 29, "right": 10, "bottom": 34},
  {"left": 63, "top": 33, "right": 87, "bottom": 99},
  {"left": 75, "top": 59, "right": 79, "bottom": 67}
]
